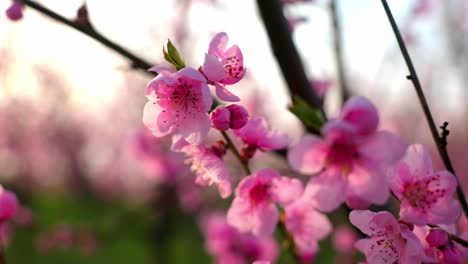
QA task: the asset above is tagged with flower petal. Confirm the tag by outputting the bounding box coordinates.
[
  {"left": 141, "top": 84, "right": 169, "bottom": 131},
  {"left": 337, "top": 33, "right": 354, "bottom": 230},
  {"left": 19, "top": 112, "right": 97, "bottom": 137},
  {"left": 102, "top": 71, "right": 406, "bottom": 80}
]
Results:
[
  {"left": 303, "top": 171, "right": 347, "bottom": 212},
  {"left": 178, "top": 113, "right": 211, "bottom": 145},
  {"left": 270, "top": 176, "right": 303, "bottom": 206},
  {"left": 215, "top": 83, "right": 240, "bottom": 102},
  {"left": 340, "top": 96, "right": 379, "bottom": 135},
  {"left": 287, "top": 135, "right": 327, "bottom": 175},
  {"left": 359, "top": 131, "right": 407, "bottom": 166},
  {"left": 208, "top": 32, "right": 228, "bottom": 57},
  {"left": 202, "top": 53, "right": 224, "bottom": 82}
]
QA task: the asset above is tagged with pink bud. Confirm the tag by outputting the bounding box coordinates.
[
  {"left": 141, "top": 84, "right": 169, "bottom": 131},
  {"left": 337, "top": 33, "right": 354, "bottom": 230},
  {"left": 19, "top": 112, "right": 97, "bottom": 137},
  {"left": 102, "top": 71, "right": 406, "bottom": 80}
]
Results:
[
  {"left": 0, "top": 190, "right": 19, "bottom": 222},
  {"left": 226, "top": 104, "right": 248, "bottom": 129},
  {"left": 332, "top": 226, "right": 358, "bottom": 253},
  {"left": 5, "top": 2, "right": 23, "bottom": 21},
  {"left": 426, "top": 228, "right": 449, "bottom": 248},
  {"left": 210, "top": 107, "right": 230, "bottom": 131},
  {"left": 439, "top": 246, "right": 463, "bottom": 264}
]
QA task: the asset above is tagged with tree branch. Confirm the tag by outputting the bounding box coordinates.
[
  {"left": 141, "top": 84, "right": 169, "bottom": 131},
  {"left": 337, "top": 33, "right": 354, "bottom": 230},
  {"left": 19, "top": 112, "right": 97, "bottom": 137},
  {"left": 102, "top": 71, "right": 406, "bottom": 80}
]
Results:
[
  {"left": 20, "top": 0, "right": 153, "bottom": 74},
  {"left": 381, "top": 0, "right": 468, "bottom": 218},
  {"left": 256, "top": 0, "right": 323, "bottom": 110},
  {"left": 330, "top": 0, "right": 350, "bottom": 104}
]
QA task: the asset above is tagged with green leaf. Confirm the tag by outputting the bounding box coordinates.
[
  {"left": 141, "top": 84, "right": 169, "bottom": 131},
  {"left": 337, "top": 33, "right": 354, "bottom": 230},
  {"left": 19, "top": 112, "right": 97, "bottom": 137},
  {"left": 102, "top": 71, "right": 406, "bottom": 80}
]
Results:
[
  {"left": 165, "top": 39, "right": 185, "bottom": 70},
  {"left": 288, "top": 96, "right": 325, "bottom": 132}
]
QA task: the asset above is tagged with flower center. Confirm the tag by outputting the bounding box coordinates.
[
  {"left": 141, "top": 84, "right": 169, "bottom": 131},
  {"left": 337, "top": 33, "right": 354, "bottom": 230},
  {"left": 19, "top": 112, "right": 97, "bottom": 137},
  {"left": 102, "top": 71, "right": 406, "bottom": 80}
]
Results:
[
  {"left": 403, "top": 174, "right": 445, "bottom": 210},
  {"left": 249, "top": 183, "right": 270, "bottom": 205},
  {"left": 326, "top": 142, "right": 359, "bottom": 170},
  {"left": 224, "top": 56, "right": 244, "bottom": 78}
]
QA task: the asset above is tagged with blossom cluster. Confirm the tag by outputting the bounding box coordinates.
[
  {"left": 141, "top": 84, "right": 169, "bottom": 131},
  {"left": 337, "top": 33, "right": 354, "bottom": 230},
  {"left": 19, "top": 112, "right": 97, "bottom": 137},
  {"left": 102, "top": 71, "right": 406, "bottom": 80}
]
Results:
[{"left": 142, "top": 32, "right": 468, "bottom": 263}]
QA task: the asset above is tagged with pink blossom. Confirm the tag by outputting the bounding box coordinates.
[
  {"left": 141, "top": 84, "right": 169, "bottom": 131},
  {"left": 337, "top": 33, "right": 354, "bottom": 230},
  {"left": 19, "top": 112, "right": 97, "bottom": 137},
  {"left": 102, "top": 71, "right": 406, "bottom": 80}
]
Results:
[
  {"left": 234, "top": 117, "right": 289, "bottom": 157},
  {"left": 226, "top": 104, "right": 249, "bottom": 129},
  {"left": 201, "top": 212, "right": 278, "bottom": 264},
  {"left": 0, "top": 187, "right": 19, "bottom": 222},
  {"left": 350, "top": 210, "right": 423, "bottom": 264},
  {"left": 211, "top": 107, "right": 231, "bottom": 131},
  {"left": 5, "top": 1, "right": 23, "bottom": 21},
  {"left": 202, "top": 32, "right": 245, "bottom": 102},
  {"left": 288, "top": 97, "right": 406, "bottom": 211},
  {"left": 227, "top": 169, "right": 303, "bottom": 237},
  {"left": 284, "top": 198, "right": 332, "bottom": 257},
  {"left": 172, "top": 136, "right": 232, "bottom": 198},
  {"left": 143, "top": 67, "right": 212, "bottom": 145},
  {"left": 389, "top": 144, "right": 461, "bottom": 225},
  {"left": 332, "top": 226, "right": 359, "bottom": 254}
]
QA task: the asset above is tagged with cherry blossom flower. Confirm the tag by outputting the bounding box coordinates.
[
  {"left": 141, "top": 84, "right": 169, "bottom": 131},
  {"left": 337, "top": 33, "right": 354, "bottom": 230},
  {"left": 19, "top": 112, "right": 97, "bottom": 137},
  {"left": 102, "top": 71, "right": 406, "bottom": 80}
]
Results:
[
  {"left": 389, "top": 144, "right": 461, "bottom": 225},
  {"left": 0, "top": 187, "right": 18, "bottom": 222},
  {"left": 284, "top": 198, "right": 332, "bottom": 258},
  {"left": 227, "top": 169, "right": 303, "bottom": 237},
  {"left": 143, "top": 67, "right": 212, "bottom": 145},
  {"left": 172, "top": 136, "right": 232, "bottom": 198},
  {"left": 288, "top": 97, "right": 406, "bottom": 211},
  {"left": 234, "top": 117, "right": 289, "bottom": 160},
  {"left": 332, "top": 226, "right": 359, "bottom": 254},
  {"left": 201, "top": 212, "right": 278, "bottom": 264},
  {"left": 350, "top": 210, "right": 423, "bottom": 264},
  {"left": 202, "top": 32, "right": 246, "bottom": 102}
]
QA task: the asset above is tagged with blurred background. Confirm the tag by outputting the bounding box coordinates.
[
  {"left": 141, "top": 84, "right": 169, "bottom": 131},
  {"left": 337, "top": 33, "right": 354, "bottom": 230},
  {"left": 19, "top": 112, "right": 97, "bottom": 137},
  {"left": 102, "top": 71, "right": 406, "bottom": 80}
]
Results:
[{"left": 1, "top": 0, "right": 468, "bottom": 263}]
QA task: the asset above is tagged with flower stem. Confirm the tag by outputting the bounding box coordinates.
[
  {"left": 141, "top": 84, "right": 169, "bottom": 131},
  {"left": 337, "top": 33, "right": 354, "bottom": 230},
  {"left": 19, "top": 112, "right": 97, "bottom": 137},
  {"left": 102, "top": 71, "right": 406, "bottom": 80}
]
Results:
[
  {"left": 381, "top": 0, "right": 468, "bottom": 219},
  {"left": 19, "top": 0, "right": 153, "bottom": 74},
  {"left": 220, "top": 131, "right": 251, "bottom": 175}
]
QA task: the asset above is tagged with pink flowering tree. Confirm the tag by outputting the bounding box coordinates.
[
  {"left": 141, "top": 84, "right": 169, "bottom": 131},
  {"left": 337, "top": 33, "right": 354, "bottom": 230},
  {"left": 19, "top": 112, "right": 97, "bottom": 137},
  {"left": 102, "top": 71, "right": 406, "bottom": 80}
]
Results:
[{"left": 4, "top": 0, "right": 468, "bottom": 263}]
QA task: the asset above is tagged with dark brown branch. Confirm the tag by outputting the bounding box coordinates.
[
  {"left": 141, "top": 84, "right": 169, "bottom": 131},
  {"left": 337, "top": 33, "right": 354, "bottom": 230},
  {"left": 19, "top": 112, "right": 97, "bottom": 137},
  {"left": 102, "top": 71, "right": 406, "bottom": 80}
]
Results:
[
  {"left": 381, "top": 0, "right": 468, "bottom": 218},
  {"left": 256, "top": 0, "right": 323, "bottom": 110},
  {"left": 20, "top": 0, "right": 153, "bottom": 74},
  {"left": 330, "top": 0, "right": 350, "bottom": 104}
]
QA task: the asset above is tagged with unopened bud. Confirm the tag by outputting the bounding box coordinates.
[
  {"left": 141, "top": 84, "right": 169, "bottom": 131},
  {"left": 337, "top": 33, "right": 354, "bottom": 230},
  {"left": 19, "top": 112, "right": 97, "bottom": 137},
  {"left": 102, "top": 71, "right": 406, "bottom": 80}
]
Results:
[
  {"left": 226, "top": 104, "right": 248, "bottom": 129},
  {"left": 210, "top": 107, "right": 230, "bottom": 131}
]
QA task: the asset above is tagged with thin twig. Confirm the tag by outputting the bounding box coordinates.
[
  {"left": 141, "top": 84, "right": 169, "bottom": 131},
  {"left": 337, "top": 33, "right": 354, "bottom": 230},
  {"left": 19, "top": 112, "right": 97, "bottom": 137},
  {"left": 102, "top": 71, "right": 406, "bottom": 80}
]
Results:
[
  {"left": 220, "top": 131, "right": 251, "bottom": 175},
  {"left": 256, "top": 0, "right": 323, "bottom": 110},
  {"left": 330, "top": 0, "right": 350, "bottom": 104},
  {"left": 20, "top": 0, "right": 153, "bottom": 74},
  {"left": 381, "top": 0, "right": 468, "bottom": 218}
]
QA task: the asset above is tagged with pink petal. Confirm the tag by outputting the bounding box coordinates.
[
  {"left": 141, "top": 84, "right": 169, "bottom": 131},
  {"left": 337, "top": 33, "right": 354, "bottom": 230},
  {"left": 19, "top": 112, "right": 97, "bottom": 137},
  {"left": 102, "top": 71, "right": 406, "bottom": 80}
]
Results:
[
  {"left": 143, "top": 101, "right": 174, "bottom": 137},
  {"left": 400, "top": 230, "right": 424, "bottom": 264},
  {"left": 202, "top": 53, "right": 224, "bottom": 82},
  {"left": 303, "top": 171, "right": 346, "bottom": 212},
  {"left": 233, "top": 117, "right": 268, "bottom": 144},
  {"left": 176, "top": 67, "right": 208, "bottom": 82},
  {"left": 401, "top": 144, "right": 434, "bottom": 178},
  {"left": 347, "top": 163, "right": 389, "bottom": 205},
  {"left": 389, "top": 163, "right": 412, "bottom": 199},
  {"left": 358, "top": 131, "right": 407, "bottom": 166},
  {"left": 148, "top": 65, "right": 175, "bottom": 75},
  {"left": 215, "top": 83, "right": 240, "bottom": 102},
  {"left": 287, "top": 135, "right": 327, "bottom": 174},
  {"left": 220, "top": 45, "right": 246, "bottom": 85},
  {"left": 208, "top": 32, "right": 228, "bottom": 57},
  {"left": 257, "top": 132, "right": 290, "bottom": 150},
  {"left": 340, "top": 96, "right": 379, "bottom": 135},
  {"left": 178, "top": 113, "right": 211, "bottom": 145},
  {"left": 227, "top": 198, "right": 278, "bottom": 237},
  {"left": 350, "top": 210, "right": 400, "bottom": 236},
  {"left": 270, "top": 176, "right": 303, "bottom": 206},
  {"left": 170, "top": 135, "right": 190, "bottom": 152}
]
